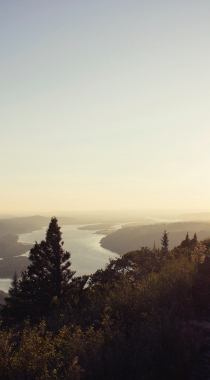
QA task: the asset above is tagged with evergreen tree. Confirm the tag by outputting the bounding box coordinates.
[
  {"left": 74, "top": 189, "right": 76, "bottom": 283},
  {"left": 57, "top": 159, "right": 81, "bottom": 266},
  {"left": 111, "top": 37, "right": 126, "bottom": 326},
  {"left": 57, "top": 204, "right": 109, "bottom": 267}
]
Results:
[
  {"left": 161, "top": 230, "right": 169, "bottom": 255},
  {"left": 180, "top": 232, "right": 190, "bottom": 248},
  {"left": 1, "top": 217, "right": 75, "bottom": 324},
  {"left": 1, "top": 272, "right": 22, "bottom": 325},
  {"left": 192, "top": 233, "right": 198, "bottom": 245},
  {"left": 28, "top": 217, "right": 75, "bottom": 300},
  {"left": 185, "top": 232, "right": 190, "bottom": 246}
]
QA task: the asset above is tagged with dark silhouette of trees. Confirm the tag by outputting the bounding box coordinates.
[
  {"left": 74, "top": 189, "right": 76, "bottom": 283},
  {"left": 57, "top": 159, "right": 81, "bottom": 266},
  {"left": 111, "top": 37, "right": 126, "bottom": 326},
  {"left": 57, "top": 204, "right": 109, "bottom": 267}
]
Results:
[
  {"left": 178, "top": 232, "right": 198, "bottom": 249},
  {"left": 1, "top": 272, "right": 22, "bottom": 324},
  {"left": 1, "top": 217, "right": 75, "bottom": 324},
  {"left": 161, "top": 230, "right": 169, "bottom": 255},
  {"left": 191, "top": 233, "right": 197, "bottom": 245},
  {"left": 180, "top": 232, "right": 190, "bottom": 248},
  {"left": 1, "top": 225, "right": 209, "bottom": 379},
  {"left": 28, "top": 217, "right": 75, "bottom": 299}
]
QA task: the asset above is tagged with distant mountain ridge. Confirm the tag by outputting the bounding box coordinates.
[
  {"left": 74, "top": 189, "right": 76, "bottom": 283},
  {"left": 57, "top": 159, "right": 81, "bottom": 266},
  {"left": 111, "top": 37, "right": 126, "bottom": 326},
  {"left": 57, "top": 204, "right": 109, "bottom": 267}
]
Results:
[
  {"left": 179, "top": 212, "right": 210, "bottom": 221},
  {"left": 0, "top": 215, "right": 77, "bottom": 236}
]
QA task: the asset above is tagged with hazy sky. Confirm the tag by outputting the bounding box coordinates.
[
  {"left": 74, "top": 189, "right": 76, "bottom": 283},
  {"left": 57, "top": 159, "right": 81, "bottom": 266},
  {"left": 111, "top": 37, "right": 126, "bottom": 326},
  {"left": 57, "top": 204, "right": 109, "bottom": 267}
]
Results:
[{"left": 1, "top": 1, "right": 210, "bottom": 213}]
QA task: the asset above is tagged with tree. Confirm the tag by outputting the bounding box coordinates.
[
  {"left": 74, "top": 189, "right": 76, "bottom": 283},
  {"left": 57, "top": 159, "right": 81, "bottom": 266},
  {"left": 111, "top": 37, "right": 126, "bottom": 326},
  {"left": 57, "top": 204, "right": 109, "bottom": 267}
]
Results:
[
  {"left": 180, "top": 232, "right": 190, "bottom": 248},
  {"left": 1, "top": 217, "right": 75, "bottom": 324},
  {"left": 161, "top": 230, "right": 169, "bottom": 255},
  {"left": 191, "top": 233, "right": 198, "bottom": 246},
  {"left": 28, "top": 217, "right": 75, "bottom": 299},
  {"left": 1, "top": 272, "right": 22, "bottom": 325},
  {"left": 178, "top": 232, "right": 198, "bottom": 249}
]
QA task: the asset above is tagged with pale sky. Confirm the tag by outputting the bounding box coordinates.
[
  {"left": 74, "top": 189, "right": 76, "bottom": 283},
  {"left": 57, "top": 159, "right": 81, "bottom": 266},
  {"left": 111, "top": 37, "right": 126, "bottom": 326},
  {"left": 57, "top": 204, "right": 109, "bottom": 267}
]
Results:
[{"left": 1, "top": 0, "right": 210, "bottom": 213}]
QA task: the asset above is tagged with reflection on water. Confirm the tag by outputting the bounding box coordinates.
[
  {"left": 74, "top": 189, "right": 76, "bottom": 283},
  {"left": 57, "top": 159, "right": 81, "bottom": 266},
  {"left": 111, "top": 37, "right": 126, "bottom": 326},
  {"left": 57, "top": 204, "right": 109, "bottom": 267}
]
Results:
[
  {"left": 0, "top": 224, "right": 119, "bottom": 293},
  {"left": 0, "top": 279, "right": 11, "bottom": 293}
]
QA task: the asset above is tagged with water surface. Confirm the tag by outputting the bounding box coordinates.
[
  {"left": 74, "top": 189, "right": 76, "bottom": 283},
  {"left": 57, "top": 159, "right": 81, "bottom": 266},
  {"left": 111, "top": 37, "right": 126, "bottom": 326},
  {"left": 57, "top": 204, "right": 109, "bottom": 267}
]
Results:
[{"left": 0, "top": 225, "right": 118, "bottom": 292}]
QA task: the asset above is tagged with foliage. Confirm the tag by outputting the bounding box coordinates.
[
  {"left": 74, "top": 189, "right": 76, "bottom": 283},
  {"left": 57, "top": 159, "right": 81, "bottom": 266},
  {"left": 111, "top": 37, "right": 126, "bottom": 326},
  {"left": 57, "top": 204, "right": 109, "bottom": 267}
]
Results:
[
  {"left": 1, "top": 217, "right": 75, "bottom": 324},
  {"left": 0, "top": 321, "right": 83, "bottom": 379},
  {"left": 179, "top": 232, "right": 198, "bottom": 249},
  {"left": 160, "top": 230, "right": 169, "bottom": 255},
  {"left": 1, "top": 220, "right": 210, "bottom": 379}
]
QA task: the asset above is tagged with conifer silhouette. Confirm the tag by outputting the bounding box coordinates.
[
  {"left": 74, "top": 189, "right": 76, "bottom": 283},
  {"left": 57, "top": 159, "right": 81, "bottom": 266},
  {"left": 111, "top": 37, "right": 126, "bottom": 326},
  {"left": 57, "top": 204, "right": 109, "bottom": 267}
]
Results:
[
  {"left": 160, "top": 230, "right": 169, "bottom": 255},
  {"left": 1, "top": 217, "right": 75, "bottom": 324}
]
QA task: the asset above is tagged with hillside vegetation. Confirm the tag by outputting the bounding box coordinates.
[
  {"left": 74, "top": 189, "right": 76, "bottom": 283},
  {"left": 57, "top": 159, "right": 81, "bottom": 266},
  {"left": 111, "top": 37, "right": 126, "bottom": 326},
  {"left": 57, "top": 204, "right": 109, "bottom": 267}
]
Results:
[
  {"left": 100, "top": 221, "right": 210, "bottom": 254},
  {"left": 0, "top": 218, "right": 210, "bottom": 379}
]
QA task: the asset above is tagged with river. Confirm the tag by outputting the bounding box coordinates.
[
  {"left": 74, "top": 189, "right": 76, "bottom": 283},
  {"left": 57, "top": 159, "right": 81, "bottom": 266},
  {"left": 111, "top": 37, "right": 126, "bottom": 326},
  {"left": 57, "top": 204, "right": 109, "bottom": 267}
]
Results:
[
  {"left": 0, "top": 224, "right": 119, "bottom": 293},
  {"left": 0, "top": 218, "right": 182, "bottom": 293}
]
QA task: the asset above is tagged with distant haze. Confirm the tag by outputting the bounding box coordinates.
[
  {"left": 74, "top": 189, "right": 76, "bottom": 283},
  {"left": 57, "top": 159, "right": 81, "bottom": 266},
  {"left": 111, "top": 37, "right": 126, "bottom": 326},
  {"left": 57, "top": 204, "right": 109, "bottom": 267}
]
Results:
[{"left": 1, "top": 1, "right": 210, "bottom": 213}]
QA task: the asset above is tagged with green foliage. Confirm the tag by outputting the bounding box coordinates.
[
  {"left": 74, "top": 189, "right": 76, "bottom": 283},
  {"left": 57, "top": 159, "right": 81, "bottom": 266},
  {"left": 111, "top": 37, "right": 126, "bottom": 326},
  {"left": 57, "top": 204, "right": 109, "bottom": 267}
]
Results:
[
  {"left": 1, "top": 223, "right": 210, "bottom": 379},
  {"left": 0, "top": 321, "right": 84, "bottom": 379}
]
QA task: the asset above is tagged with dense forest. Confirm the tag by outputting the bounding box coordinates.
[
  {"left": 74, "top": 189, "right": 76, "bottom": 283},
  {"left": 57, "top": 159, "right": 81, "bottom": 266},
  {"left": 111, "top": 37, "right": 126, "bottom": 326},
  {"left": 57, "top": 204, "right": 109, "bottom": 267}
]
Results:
[{"left": 1, "top": 218, "right": 210, "bottom": 379}]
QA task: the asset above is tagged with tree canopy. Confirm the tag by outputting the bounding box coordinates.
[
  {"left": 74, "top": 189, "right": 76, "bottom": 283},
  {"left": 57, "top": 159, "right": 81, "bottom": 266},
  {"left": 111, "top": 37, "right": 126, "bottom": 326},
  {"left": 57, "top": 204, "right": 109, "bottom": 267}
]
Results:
[
  {"left": 2, "top": 217, "right": 75, "bottom": 324},
  {"left": 160, "top": 230, "right": 169, "bottom": 255},
  {"left": 1, "top": 222, "right": 210, "bottom": 379}
]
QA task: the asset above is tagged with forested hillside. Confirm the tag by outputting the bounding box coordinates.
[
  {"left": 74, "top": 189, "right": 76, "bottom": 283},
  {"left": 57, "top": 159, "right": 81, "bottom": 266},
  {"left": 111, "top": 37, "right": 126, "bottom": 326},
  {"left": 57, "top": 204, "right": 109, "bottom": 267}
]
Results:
[
  {"left": 100, "top": 221, "right": 210, "bottom": 254},
  {"left": 0, "top": 218, "right": 210, "bottom": 379}
]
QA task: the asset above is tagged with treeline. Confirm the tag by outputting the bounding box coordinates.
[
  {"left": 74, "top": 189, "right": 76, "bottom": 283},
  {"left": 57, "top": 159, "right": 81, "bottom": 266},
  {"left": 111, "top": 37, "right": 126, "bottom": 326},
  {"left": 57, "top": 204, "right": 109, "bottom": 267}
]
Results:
[
  {"left": 0, "top": 218, "right": 210, "bottom": 379},
  {"left": 100, "top": 221, "right": 210, "bottom": 254}
]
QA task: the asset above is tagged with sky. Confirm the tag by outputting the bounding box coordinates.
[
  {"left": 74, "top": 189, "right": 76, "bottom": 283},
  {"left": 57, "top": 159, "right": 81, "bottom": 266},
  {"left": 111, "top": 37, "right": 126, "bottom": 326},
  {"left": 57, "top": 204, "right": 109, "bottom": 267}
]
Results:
[{"left": 1, "top": 0, "right": 210, "bottom": 214}]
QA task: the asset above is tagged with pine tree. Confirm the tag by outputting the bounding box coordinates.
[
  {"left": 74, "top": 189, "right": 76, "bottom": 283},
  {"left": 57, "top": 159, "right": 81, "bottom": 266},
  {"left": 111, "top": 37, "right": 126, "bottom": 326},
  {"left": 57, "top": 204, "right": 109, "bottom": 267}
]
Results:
[
  {"left": 161, "top": 230, "right": 169, "bottom": 255},
  {"left": 180, "top": 232, "right": 190, "bottom": 248},
  {"left": 28, "top": 217, "right": 75, "bottom": 300},
  {"left": 185, "top": 232, "right": 190, "bottom": 246},
  {"left": 1, "top": 272, "right": 21, "bottom": 325},
  {"left": 1, "top": 217, "right": 75, "bottom": 324},
  {"left": 192, "top": 233, "right": 198, "bottom": 245}
]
